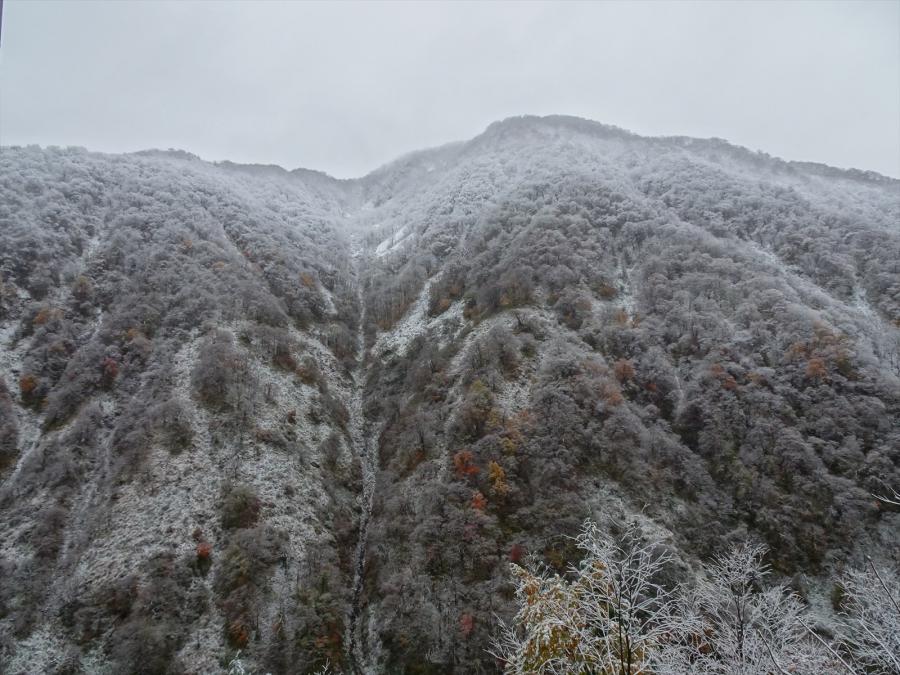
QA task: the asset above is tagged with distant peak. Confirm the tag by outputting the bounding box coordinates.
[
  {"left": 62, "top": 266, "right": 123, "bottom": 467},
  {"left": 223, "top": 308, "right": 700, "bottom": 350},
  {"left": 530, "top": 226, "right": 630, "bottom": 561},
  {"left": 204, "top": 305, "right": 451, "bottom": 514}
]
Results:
[{"left": 479, "top": 114, "right": 637, "bottom": 140}]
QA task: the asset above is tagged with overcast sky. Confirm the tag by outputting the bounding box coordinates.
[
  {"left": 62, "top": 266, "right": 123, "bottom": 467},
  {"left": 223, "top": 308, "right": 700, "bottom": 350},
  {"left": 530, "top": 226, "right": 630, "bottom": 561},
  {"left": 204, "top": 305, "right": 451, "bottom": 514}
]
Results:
[{"left": 1, "top": 0, "right": 898, "bottom": 178}]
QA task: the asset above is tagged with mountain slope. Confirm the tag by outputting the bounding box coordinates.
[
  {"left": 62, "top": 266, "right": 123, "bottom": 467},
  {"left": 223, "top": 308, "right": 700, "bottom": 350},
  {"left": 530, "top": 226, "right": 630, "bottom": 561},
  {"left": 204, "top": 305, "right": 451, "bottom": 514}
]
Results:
[
  {"left": 0, "top": 147, "right": 363, "bottom": 673},
  {"left": 0, "top": 116, "right": 898, "bottom": 674},
  {"left": 349, "top": 116, "right": 900, "bottom": 672}
]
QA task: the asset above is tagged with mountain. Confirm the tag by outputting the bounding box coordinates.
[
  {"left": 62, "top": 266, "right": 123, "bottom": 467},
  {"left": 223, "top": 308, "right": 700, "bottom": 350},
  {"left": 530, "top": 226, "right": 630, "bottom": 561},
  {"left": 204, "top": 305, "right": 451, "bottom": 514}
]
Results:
[{"left": 0, "top": 116, "right": 898, "bottom": 674}]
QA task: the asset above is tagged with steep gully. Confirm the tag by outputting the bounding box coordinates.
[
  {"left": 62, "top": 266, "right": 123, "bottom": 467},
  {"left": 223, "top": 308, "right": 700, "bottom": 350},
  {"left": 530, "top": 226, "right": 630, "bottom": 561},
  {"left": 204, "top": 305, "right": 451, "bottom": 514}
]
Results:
[{"left": 344, "top": 236, "right": 378, "bottom": 675}]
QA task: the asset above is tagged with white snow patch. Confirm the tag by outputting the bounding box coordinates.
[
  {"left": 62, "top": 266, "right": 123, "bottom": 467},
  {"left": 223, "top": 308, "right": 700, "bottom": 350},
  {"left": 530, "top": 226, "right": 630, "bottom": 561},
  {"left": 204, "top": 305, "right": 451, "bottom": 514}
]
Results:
[
  {"left": 850, "top": 284, "right": 900, "bottom": 369},
  {"left": 374, "top": 225, "right": 409, "bottom": 257},
  {"left": 373, "top": 276, "right": 435, "bottom": 358},
  {"left": 435, "top": 300, "right": 466, "bottom": 351},
  {"left": 250, "top": 356, "right": 323, "bottom": 455},
  {"left": 449, "top": 310, "right": 548, "bottom": 419},
  {"left": 446, "top": 313, "right": 513, "bottom": 380},
  {"left": 3, "top": 624, "right": 81, "bottom": 674},
  {"left": 617, "top": 258, "right": 639, "bottom": 317},
  {"left": 493, "top": 373, "right": 533, "bottom": 417},
  {"left": 851, "top": 285, "right": 884, "bottom": 336},
  {"left": 671, "top": 367, "right": 687, "bottom": 415},
  {"left": 320, "top": 285, "right": 338, "bottom": 317},
  {"left": 0, "top": 318, "right": 24, "bottom": 386},
  {"left": 372, "top": 279, "right": 472, "bottom": 363},
  {"left": 173, "top": 613, "right": 228, "bottom": 674},
  {"left": 60, "top": 326, "right": 344, "bottom": 673},
  {"left": 346, "top": 241, "right": 382, "bottom": 672},
  {"left": 749, "top": 242, "right": 842, "bottom": 309},
  {"left": 0, "top": 318, "right": 45, "bottom": 489}
]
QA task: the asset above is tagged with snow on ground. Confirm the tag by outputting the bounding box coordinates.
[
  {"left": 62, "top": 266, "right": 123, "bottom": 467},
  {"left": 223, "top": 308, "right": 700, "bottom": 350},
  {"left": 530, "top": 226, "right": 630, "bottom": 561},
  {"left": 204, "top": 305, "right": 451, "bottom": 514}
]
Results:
[
  {"left": 174, "top": 614, "right": 229, "bottom": 674},
  {"left": 493, "top": 369, "right": 535, "bottom": 418},
  {"left": 2, "top": 624, "right": 98, "bottom": 675},
  {"left": 851, "top": 285, "right": 880, "bottom": 328},
  {"left": 462, "top": 308, "right": 571, "bottom": 419},
  {"left": 445, "top": 313, "right": 511, "bottom": 380},
  {"left": 298, "top": 327, "right": 354, "bottom": 407},
  {"left": 432, "top": 308, "right": 549, "bottom": 485},
  {"left": 233, "top": 321, "right": 349, "bottom": 537},
  {"left": 850, "top": 284, "right": 900, "bottom": 376},
  {"left": 671, "top": 368, "right": 687, "bottom": 413},
  {"left": 345, "top": 246, "right": 380, "bottom": 673},
  {"left": 0, "top": 312, "right": 46, "bottom": 490},
  {"left": 320, "top": 284, "right": 339, "bottom": 317},
  {"left": 0, "top": 290, "right": 28, "bottom": 388},
  {"left": 749, "top": 242, "right": 899, "bottom": 363},
  {"left": 0, "top": 316, "right": 25, "bottom": 391},
  {"left": 247, "top": 351, "right": 322, "bottom": 458},
  {"left": 445, "top": 306, "right": 556, "bottom": 383},
  {"left": 53, "top": 323, "right": 348, "bottom": 673},
  {"left": 749, "top": 241, "right": 848, "bottom": 312},
  {"left": 1, "top": 230, "right": 110, "bottom": 491},
  {"left": 617, "top": 258, "right": 639, "bottom": 317},
  {"left": 374, "top": 224, "right": 409, "bottom": 257},
  {"left": 372, "top": 276, "right": 437, "bottom": 358},
  {"left": 67, "top": 335, "right": 218, "bottom": 588}
]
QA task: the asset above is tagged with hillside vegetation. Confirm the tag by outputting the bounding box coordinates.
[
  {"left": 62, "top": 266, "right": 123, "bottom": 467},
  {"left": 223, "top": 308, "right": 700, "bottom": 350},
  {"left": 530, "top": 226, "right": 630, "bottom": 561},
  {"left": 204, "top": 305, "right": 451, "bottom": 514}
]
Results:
[{"left": 0, "top": 116, "right": 897, "bottom": 674}]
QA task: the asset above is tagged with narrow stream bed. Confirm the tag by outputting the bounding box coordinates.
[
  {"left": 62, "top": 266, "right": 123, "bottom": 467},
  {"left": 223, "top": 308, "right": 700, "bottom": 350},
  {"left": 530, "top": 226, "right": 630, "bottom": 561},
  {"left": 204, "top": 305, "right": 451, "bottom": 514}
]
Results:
[{"left": 344, "top": 241, "right": 378, "bottom": 675}]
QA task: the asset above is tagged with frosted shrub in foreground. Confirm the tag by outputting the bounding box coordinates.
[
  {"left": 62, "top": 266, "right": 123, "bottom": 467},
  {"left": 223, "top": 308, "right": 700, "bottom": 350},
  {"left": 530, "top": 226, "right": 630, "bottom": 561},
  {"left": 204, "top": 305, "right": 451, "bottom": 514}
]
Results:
[
  {"left": 658, "top": 544, "right": 835, "bottom": 675},
  {"left": 835, "top": 562, "right": 900, "bottom": 674},
  {"left": 490, "top": 520, "right": 691, "bottom": 674},
  {"left": 491, "top": 522, "right": 845, "bottom": 674},
  {"left": 828, "top": 487, "right": 900, "bottom": 674}
]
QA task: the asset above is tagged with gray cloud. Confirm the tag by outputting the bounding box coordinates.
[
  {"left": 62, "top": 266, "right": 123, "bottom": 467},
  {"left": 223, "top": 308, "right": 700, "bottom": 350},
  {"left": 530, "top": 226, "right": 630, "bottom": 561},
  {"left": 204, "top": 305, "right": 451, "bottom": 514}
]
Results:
[{"left": 1, "top": 0, "right": 897, "bottom": 177}]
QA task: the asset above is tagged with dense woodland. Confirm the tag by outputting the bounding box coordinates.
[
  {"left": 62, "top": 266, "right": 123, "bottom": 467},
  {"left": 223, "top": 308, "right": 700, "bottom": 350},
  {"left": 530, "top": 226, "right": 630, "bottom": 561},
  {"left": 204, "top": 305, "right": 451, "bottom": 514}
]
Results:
[{"left": 0, "top": 116, "right": 898, "bottom": 674}]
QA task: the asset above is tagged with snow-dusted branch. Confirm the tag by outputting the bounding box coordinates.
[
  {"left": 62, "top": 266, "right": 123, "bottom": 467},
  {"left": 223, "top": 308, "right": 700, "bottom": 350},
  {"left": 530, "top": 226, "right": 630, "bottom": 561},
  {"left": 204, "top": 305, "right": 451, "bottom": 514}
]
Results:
[
  {"left": 491, "top": 524, "right": 860, "bottom": 675},
  {"left": 489, "top": 520, "right": 694, "bottom": 674},
  {"left": 872, "top": 486, "right": 900, "bottom": 507},
  {"left": 834, "top": 561, "right": 900, "bottom": 674}
]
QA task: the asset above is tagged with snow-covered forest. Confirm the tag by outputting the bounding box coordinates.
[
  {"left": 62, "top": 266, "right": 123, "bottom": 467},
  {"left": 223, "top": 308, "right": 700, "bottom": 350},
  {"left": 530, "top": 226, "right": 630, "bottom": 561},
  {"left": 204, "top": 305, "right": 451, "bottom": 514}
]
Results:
[{"left": 0, "top": 116, "right": 898, "bottom": 674}]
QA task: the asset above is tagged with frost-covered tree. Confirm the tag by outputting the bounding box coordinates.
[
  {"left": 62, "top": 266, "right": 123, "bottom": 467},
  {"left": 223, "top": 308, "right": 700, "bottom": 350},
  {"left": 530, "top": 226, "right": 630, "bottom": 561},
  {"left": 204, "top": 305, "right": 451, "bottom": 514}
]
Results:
[
  {"left": 492, "top": 532, "right": 855, "bottom": 675},
  {"left": 657, "top": 544, "right": 834, "bottom": 675},
  {"left": 834, "top": 561, "right": 900, "bottom": 674},
  {"left": 491, "top": 520, "right": 690, "bottom": 674}
]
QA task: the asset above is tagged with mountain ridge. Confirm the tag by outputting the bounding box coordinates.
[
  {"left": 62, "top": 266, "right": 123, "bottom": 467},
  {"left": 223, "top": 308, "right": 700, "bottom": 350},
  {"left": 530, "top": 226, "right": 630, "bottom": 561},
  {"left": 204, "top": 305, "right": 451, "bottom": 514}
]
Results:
[
  {"left": 0, "top": 117, "right": 898, "bottom": 673},
  {"left": 12, "top": 114, "right": 896, "bottom": 186}
]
